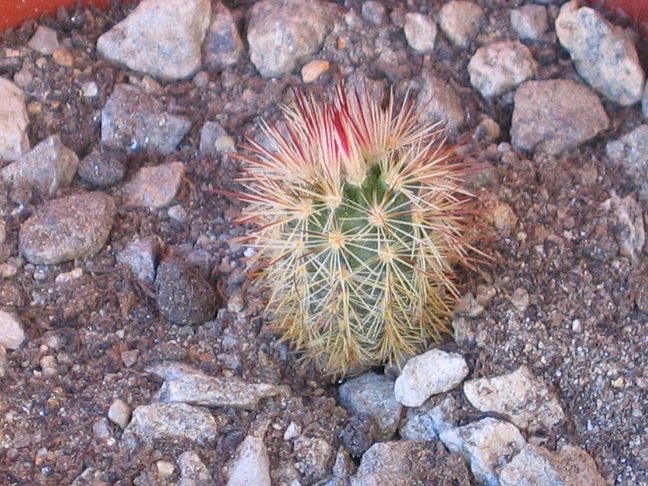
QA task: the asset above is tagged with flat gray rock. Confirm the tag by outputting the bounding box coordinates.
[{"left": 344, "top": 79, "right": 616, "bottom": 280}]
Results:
[{"left": 19, "top": 192, "right": 116, "bottom": 265}]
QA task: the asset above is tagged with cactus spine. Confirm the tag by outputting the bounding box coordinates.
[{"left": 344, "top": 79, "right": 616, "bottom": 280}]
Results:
[{"left": 236, "top": 83, "right": 475, "bottom": 375}]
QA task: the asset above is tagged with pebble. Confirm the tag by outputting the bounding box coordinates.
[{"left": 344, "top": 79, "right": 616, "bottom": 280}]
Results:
[
  {"left": 117, "top": 237, "right": 160, "bottom": 283},
  {"left": 226, "top": 435, "right": 271, "bottom": 486},
  {"left": 54, "top": 267, "right": 83, "bottom": 283},
  {"left": 394, "top": 349, "right": 469, "bottom": 407},
  {"left": 158, "top": 372, "right": 286, "bottom": 410},
  {"left": 155, "top": 258, "right": 218, "bottom": 325},
  {"left": 19, "top": 192, "right": 116, "bottom": 265},
  {"left": 463, "top": 366, "right": 565, "bottom": 433},
  {"left": 0, "top": 309, "right": 25, "bottom": 350},
  {"left": 122, "top": 162, "right": 185, "bottom": 209},
  {"left": 606, "top": 125, "right": 648, "bottom": 199},
  {"left": 468, "top": 41, "right": 536, "bottom": 98},
  {"left": 27, "top": 25, "right": 60, "bottom": 55},
  {"left": 438, "top": 1, "right": 484, "bottom": 47},
  {"left": 511, "top": 79, "right": 610, "bottom": 155},
  {"left": 204, "top": 2, "right": 244, "bottom": 72},
  {"left": 178, "top": 451, "right": 215, "bottom": 486},
  {"left": 404, "top": 13, "right": 437, "bottom": 53},
  {"left": 0, "top": 78, "right": 30, "bottom": 161},
  {"left": 247, "top": 0, "right": 329, "bottom": 78},
  {"left": 13, "top": 67, "right": 33, "bottom": 88},
  {"left": 156, "top": 461, "right": 175, "bottom": 478},
  {"left": 78, "top": 146, "right": 127, "bottom": 187},
  {"left": 101, "top": 83, "right": 191, "bottom": 154},
  {"left": 500, "top": 443, "right": 606, "bottom": 486},
  {"left": 97, "top": 0, "right": 211, "bottom": 80},
  {"left": 293, "top": 436, "right": 334, "bottom": 483},
  {"left": 440, "top": 417, "right": 526, "bottom": 486},
  {"left": 338, "top": 372, "right": 402, "bottom": 440},
  {"left": 81, "top": 81, "right": 99, "bottom": 98},
  {"left": 122, "top": 403, "right": 219, "bottom": 449},
  {"left": 398, "top": 396, "right": 457, "bottom": 441},
  {"left": 108, "top": 399, "right": 131, "bottom": 429},
  {"left": 361, "top": 1, "right": 386, "bottom": 25},
  {"left": 602, "top": 192, "right": 645, "bottom": 261},
  {"left": 301, "top": 59, "right": 330, "bottom": 83},
  {"left": 510, "top": 5, "right": 548, "bottom": 41},
  {"left": 199, "top": 121, "right": 231, "bottom": 156},
  {"left": 2, "top": 135, "right": 79, "bottom": 195},
  {"left": 52, "top": 48, "right": 74, "bottom": 68},
  {"left": 0, "top": 345, "right": 7, "bottom": 378},
  {"left": 417, "top": 72, "right": 465, "bottom": 132},
  {"left": 555, "top": 1, "right": 645, "bottom": 106},
  {"left": 168, "top": 204, "right": 188, "bottom": 223}
]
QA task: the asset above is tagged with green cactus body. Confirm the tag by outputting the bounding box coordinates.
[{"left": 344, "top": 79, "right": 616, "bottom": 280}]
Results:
[{"left": 236, "top": 83, "right": 474, "bottom": 375}]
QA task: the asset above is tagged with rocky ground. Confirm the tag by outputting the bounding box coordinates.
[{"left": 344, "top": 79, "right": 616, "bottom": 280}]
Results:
[{"left": 0, "top": 0, "right": 647, "bottom": 484}]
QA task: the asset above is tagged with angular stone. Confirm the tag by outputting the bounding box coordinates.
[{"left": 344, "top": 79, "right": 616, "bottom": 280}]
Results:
[
  {"left": 404, "top": 13, "right": 437, "bottom": 53},
  {"left": 438, "top": 1, "right": 484, "bottom": 47},
  {"left": 117, "top": 237, "right": 160, "bottom": 283},
  {"left": 0, "top": 309, "right": 25, "bottom": 350},
  {"left": 178, "top": 451, "right": 215, "bottom": 486},
  {"left": 0, "top": 78, "right": 29, "bottom": 161},
  {"left": 204, "top": 2, "right": 244, "bottom": 72},
  {"left": 417, "top": 72, "right": 464, "bottom": 132},
  {"left": 78, "top": 146, "right": 127, "bottom": 187},
  {"left": 226, "top": 436, "right": 271, "bottom": 486},
  {"left": 122, "top": 162, "right": 185, "bottom": 209}
]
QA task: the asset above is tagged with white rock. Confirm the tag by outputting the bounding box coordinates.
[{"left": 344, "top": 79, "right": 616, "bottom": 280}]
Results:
[
  {"left": 440, "top": 417, "right": 526, "bottom": 486},
  {"left": 28, "top": 25, "right": 60, "bottom": 55},
  {"left": 438, "top": 1, "right": 484, "bottom": 47},
  {"left": 108, "top": 399, "right": 131, "bottom": 429},
  {"left": 117, "top": 237, "right": 160, "bottom": 283},
  {"left": 0, "top": 310, "right": 25, "bottom": 350},
  {"left": 97, "top": 0, "right": 211, "bottom": 80},
  {"left": 463, "top": 366, "right": 565, "bottom": 433},
  {"left": 556, "top": 1, "right": 645, "bottom": 106},
  {"left": 178, "top": 451, "right": 215, "bottom": 486},
  {"left": 0, "top": 78, "right": 30, "bottom": 161},
  {"left": 468, "top": 41, "right": 536, "bottom": 98},
  {"left": 510, "top": 5, "right": 548, "bottom": 41},
  {"left": 394, "top": 349, "right": 468, "bottom": 407},
  {"left": 122, "top": 162, "right": 186, "bottom": 209},
  {"left": 226, "top": 436, "right": 271, "bottom": 486},
  {"left": 404, "top": 13, "right": 437, "bottom": 53}
]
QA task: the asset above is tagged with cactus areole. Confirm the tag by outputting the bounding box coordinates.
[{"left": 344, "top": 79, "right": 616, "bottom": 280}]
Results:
[{"left": 235, "top": 83, "right": 477, "bottom": 376}]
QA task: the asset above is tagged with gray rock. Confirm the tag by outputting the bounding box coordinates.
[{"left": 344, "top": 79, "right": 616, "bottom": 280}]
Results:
[
  {"left": 178, "top": 451, "right": 215, "bottom": 486},
  {"left": 601, "top": 192, "right": 645, "bottom": 262},
  {"left": 199, "top": 121, "right": 233, "bottom": 156},
  {"left": 350, "top": 441, "right": 472, "bottom": 486},
  {"left": 468, "top": 41, "right": 536, "bottom": 98},
  {"left": 97, "top": 0, "right": 211, "bottom": 80},
  {"left": 643, "top": 83, "right": 648, "bottom": 118},
  {"left": 122, "top": 162, "right": 185, "bottom": 209},
  {"left": 19, "top": 192, "right": 116, "bottom": 265},
  {"left": 511, "top": 79, "right": 610, "bottom": 155},
  {"left": 417, "top": 72, "right": 465, "bottom": 132},
  {"left": 204, "top": 2, "right": 244, "bottom": 72},
  {"left": 0, "top": 345, "right": 7, "bottom": 378},
  {"left": 27, "top": 25, "right": 60, "bottom": 55},
  {"left": 78, "top": 146, "right": 127, "bottom": 187},
  {"left": 155, "top": 258, "right": 218, "bottom": 325},
  {"left": 226, "top": 436, "right": 271, "bottom": 486},
  {"left": 293, "top": 436, "right": 334, "bottom": 483},
  {"left": 499, "top": 443, "right": 607, "bottom": 486},
  {"left": 117, "top": 237, "right": 160, "bottom": 283},
  {"left": 464, "top": 366, "right": 565, "bottom": 433},
  {"left": 606, "top": 125, "right": 648, "bottom": 199},
  {"left": 101, "top": 84, "right": 192, "bottom": 154},
  {"left": 510, "top": 5, "right": 548, "bottom": 41},
  {"left": 399, "top": 395, "right": 457, "bottom": 441},
  {"left": 2, "top": 135, "right": 78, "bottom": 195},
  {"left": 404, "top": 13, "right": 437, "bottom": 53},
  {"left": 159, "top": 372, "right": 286, "bottom": 410},
  {"left": 438, "top": 1, "right": 484, "bottom": 47},
  {"left": 0, "top": 309, "right": 25, "bottom": 350},
  {"left": 122, "top": 403, "right": 219, "bottom": 448},
  {"left": 247, "top": 0, "right": 329, "bottom": 78},
  {"left": 361, "top": 1, "right": 386, "bottom": 25},
  {"left": 0, "top": 78, "right": 30, "bottom": 161},
  {"left": 108, "top": 399, "right": 131, "bottom": 429},
  {"left": 339, "top": 372, "right": 402, "bottom": 440},
  {"left": 395, "top": 349, "right": 468, "bottom": 407},
  {"left": 440, "top": 417, "right": 525, "bottom": 486},
  {"left": 556, "top": 1, "right": 645, "bottom": 106}
]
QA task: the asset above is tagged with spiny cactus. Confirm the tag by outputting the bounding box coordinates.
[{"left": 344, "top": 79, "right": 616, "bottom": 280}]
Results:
[{"left": 235, "top": 82, "right": 477, "bottom": 376}]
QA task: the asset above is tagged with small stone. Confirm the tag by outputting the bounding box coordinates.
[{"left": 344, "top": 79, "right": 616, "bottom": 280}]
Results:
[
  {"left": 0, "top": 311, "right": 24, "bottom": 349},
  {"left": 338, "top": 372, "right": 402, "bottom": 440},
  {"left": 417, "top": 72, "right": 464, "bottom": 132},
  {"left": 468, "top": 41, "right": 536, "bottom": 98},
  {"left": 156, "top": 461, "right": 175, "bottom": 478},
  {"left": 247, "top": 0, "right": 329, "bottom": 78},
  {"left": 204, "top": 2, "right": 244, "bottom": 72},
  {"left": 463, "top": 366, "right": 565, "bottom": 432},
  {"left": 226, "top": 436, "right": 271, "bottom": 486},
  {"left": 52, "top": 48, "right": 74, "bottom": 67},
  {"left": 0, "top": 345, "right": 7, "bottom": 378},
  {"left": 121, "top": 349, "right": 139, "bottom": 367},
  {"left": 301, "top": 59, "right": 330, "bottom": 83},
  {"left": 178, "top": 451, "right": 215, "bottom": 486},
  {"left": 167, "top": 205, "right": 187, "bottom": 223},
  {"left": 438, "top": 1, "right": 484, "bottom": 47},
  {"left": 40, "top": 355, "right": 57, "bottom": 375},
  {"left": 556, "top": 1, "right": 645, "bottom": 106},
  {"left": 440, "top": 417, "right": 526, "bottom": 486},
  {"left": 394, "top": 349, "right": 469, "bottom": 407},
  {"left": 404, "top": 13, "right": 437, "bottom": 53},
  {"left": 108, "top": 399, "right": 131, "bottom": 429},
  {"left": 93, "top": 418, "right": 112, "bottom": 440},
  {"left": 293, "top": 436, "right": 334, "bottom": 483},
  {"left": 117, "top": 237, "right": 159, "bottom": 283},
  {"left": 510, "top": 288, "right": 530, "bottom": 313},
  {"left": 283, "top": 422, "right": 301, "bottom": 441},
  {"left": 606, "top": 125, "right": 648, "bottom": 200},
  {"left": 97, "top": 0, "right": 211, "bottom": 80},
  {"left": 0, "top": 78, "right": 30, "bottom": 161},
  {"left": 81, "top": 81, "right": 99, "bottom": 98},
  {"left": 511, "top": 79, "right": 610, "bottom": 155},
  {"left": 78, "top": 146, "right": 127, "bottom": 187},
  {"left": 28, "top": 25, "right": 60, "bottom": 55},
  {"left": 488, "top": 200, "right": 518, "bottom": 234},
  {"left": 361, "top": 1, "right": 386, "bottom": 25},
  {"left": 199, "top": 121, "right": 230, "bottom": 156},
  {"left": 19, "top": 192, "right": 116, "bottom": 265},
  {"left": 122, "top": 162, "right": 185, "bottom": 209},
  {"left": 510, "top": 5, "right": 548, "bottom": 41},
  {"left": 155, "top": 258, "right": 219, "bottom": 325},
  {"left": 54, "top": 267, "right": 83, "bottom": 283},
  {"left": 601, "top": 192, "right": 645, "bottom": 261},
  {"left": 12, "top": 67, "right": 33, "bottom": 88},
  {"left": 2, "top": 135, "right": 79, "bottom": 195}
]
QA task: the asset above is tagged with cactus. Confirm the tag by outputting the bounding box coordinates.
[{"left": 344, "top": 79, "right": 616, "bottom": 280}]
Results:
[{"left": 235, "top": 83, "right": 477, "bottom": 376}]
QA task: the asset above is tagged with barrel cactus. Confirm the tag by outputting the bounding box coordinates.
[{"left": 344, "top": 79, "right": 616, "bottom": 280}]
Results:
[{"left": 236, "top": 83, "right": 477, "bottom": 375}]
